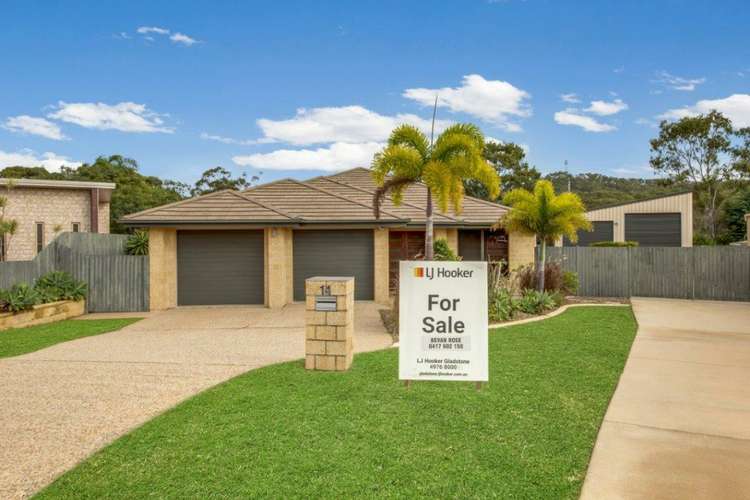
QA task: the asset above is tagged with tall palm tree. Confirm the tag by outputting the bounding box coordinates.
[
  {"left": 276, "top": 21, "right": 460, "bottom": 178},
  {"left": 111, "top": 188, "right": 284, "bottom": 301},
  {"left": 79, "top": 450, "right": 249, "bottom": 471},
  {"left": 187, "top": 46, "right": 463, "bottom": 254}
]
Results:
[
  {"left": 371, "top": 123, "right": 500, "bottom": 259},
  {"left": 500, "top": 179, "right": 591, "bottom": 291}
]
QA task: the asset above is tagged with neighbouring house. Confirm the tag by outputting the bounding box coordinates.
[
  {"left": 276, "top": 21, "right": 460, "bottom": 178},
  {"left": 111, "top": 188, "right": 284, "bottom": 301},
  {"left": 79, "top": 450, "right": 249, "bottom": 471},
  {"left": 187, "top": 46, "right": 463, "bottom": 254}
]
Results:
[
  {"left": 556, "top": 191, "right": 693, "bottom": 247},
  {"left": 0, "top": 178, "right": 115, "bottom": 261},
  {"left": 122, "top": 167, "right": 536, "bottom": 311}
]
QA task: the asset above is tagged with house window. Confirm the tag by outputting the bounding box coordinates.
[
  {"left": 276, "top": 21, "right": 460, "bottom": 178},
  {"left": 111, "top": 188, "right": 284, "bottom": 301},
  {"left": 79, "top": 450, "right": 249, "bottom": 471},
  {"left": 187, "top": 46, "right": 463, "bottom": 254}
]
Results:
[
  {"left": 36, "top": 222, "right": 44, "bottom": 253},
  {"left": 72, "top": 222, "right": 80, "bottom": 232}
]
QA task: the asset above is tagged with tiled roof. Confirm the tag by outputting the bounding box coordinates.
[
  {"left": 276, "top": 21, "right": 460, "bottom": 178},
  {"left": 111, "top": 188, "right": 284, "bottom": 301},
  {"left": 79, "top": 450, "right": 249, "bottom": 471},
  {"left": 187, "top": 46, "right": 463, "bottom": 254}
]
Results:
[{"left": 122, "top": 167, "right": 507, "bottom": 226}]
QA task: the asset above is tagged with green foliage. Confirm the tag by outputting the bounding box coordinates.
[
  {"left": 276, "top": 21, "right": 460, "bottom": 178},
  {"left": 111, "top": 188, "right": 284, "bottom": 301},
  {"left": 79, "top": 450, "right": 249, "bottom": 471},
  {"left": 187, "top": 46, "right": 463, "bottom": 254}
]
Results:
[
  {"left": 590, "top": 240, "right": 639, "bottom": 247},
  {"left": 190, "top": 166, "right": 260, "bottom": 197},
  {"left": 125, "top": 231, "right": 149, "bottom": 255},
  {"left": 545, "top": 171, "right": 682, "bottom": 210},
  {"left": 1, "top": 156, "right": 187, "bottom": 234},
  {"left": 433, "top": 238, "right": 459, "bottom": 261},
  {"left": 501, "top": 180, "right": 590, "bottom": 291},
  {"left": 33, "top": 271, "right": 88, "bottom": 302},
  {"left": 466, "top": 141, "right": 541, "bottom": 200},
  {"left": 562, "top": 271, "right": 579, "bottom": 295},
  {"left": 489, "top": 286, "right": 516, "bottom": 322},
  {"left": 649, "top": 111, "right": 750, "bottom": 239},
  {"left": 517, "top": 289, "right": 557, "bottom": 315},
  {"left": 721, "top": 185, "right": 750, "bottom": 242},
  {"left": 1, "top": 284, "right": 41, "bottom": 312},
  {"left": 372, "top": 123, "right": 500, "bottom": 259}
]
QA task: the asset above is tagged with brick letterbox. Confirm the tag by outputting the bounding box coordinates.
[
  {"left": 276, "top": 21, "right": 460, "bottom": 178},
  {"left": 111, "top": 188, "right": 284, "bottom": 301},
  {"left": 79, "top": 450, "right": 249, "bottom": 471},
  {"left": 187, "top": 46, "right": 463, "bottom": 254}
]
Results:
[{"left": 304, "top": 276, "right": 354, "bottom": 371}]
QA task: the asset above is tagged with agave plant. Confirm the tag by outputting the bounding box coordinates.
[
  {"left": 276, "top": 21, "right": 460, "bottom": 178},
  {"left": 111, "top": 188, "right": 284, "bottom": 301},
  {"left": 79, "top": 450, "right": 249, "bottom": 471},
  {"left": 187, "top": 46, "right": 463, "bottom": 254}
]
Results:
[{"left": 125, "top": 230, "right": 149, "bottom": 256}]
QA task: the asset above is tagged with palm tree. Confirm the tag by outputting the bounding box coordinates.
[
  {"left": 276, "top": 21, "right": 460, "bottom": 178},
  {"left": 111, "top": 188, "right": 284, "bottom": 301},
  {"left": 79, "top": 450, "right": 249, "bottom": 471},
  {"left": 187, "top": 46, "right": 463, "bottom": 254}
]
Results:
[
  {"left": 500, "top": 179, "right": 591, "bottom": 291},
  {"left": 371, "top": 123, "right": 500, "bottom": 259}
]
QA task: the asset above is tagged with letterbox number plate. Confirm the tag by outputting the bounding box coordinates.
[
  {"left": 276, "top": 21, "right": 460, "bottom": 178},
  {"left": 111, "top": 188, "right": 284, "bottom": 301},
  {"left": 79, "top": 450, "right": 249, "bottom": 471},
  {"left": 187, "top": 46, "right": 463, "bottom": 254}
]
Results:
[{"left": 315, "top": 295, "right": 337, "bottom": 312}]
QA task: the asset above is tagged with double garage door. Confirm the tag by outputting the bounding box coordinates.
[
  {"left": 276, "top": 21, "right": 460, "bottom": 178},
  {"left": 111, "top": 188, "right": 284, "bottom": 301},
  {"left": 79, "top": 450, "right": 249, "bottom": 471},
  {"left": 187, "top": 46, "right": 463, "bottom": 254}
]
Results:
[{"left": 176, "top": 229, "right": 374, "bottom": 305}]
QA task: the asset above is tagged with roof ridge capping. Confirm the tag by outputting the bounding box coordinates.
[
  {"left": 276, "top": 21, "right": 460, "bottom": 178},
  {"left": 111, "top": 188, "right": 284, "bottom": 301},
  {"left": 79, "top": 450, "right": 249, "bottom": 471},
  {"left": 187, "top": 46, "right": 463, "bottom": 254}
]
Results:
[
  {"left": 290, "top": 178, "right": 406, "bottom": 221},
  {"left": 319, "top": 176, "right": 461, "bottom": 222}
]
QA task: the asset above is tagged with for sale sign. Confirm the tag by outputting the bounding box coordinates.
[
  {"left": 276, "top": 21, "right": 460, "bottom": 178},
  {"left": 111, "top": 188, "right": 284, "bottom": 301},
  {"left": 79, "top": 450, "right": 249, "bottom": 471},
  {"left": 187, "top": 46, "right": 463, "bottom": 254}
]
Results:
[{"left": 399, "top": 260, "right": 488, "bottom": 382}]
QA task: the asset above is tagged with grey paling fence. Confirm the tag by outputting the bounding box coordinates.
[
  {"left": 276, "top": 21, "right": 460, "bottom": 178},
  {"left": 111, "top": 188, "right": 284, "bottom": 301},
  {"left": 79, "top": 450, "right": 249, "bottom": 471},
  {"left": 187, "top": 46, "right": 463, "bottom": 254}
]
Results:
[
  {"left": 0, "top": 232, "right": 149, "bottom": 312},
  {"left": 544, "top": 246, "right": 750, "bottom": 301}
]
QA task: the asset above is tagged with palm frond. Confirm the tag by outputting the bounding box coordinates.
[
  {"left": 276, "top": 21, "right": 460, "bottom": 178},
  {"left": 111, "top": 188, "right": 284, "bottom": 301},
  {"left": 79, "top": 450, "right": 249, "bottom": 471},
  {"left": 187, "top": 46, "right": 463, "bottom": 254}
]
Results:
[{"left": 388, "top": 124, "right": 429, "bottom": 157}]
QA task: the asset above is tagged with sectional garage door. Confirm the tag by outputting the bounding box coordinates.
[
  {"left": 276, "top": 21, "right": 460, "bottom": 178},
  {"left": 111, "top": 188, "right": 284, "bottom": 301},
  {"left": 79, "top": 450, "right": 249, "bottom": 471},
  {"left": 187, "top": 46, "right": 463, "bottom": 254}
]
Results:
[
  {"left": 293, "top": 230, "right": 374, "bottom": 301},
  {"left": 177, "top": 230, "right": 264, "bottom": 305},
  {"left": 564, "top": 221, "right": 614, "bottom": 246},
  {"left": 625, "top": 213, "right": 681, "bottom": 247}
]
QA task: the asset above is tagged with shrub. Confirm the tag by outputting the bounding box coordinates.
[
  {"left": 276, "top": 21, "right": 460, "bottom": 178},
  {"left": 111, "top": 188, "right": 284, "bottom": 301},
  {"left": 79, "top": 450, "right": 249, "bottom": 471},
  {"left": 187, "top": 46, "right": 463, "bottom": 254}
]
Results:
[
  {"left": 488, "top": 260, "right": 519, "bottom": 322},
  {"left": 562, "top": 271, "right": 579, "bottom": 295},
  {"left": 125, "top": 231, "right": 149, "bottom": 256},
  {"left": 1, "top": 283, "right": 41, "bottom": 312},
  {"left": 590, "top": 241, "right": 638, "bottom": 247},
  {"left": 517, "top": 261, "right": 566, "bottom": 292},
  {"left": 433, "top": 238, "right": 459, "bottom": 261},
  {"left": 516, "top": 289, "right": 556, "bottom": 315},
  {"left": 33, "top": 271, "right": 87, "bottom": 302}
]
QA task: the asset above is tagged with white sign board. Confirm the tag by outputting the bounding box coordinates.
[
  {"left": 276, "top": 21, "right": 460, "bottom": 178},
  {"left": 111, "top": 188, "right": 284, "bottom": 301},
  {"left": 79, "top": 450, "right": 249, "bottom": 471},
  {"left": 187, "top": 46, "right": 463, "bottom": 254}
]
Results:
[{"left": 399, "top": 260, "right": 488, "bottom": 382}]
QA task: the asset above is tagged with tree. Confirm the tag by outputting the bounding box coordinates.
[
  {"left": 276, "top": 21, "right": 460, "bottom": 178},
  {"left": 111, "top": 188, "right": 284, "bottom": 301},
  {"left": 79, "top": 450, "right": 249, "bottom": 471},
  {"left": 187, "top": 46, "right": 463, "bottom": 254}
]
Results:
[
  {"left": 1, "top": 155, "right": 188, "bottom": 234},
  {"left": 650, "top": 111, "right": 747, "bottom": 239},
  {"left": 190, "top": 166, "right": 260, "bottom": 197},
  {"left": 465, "top": 141, "right": 540, "bottom": 199},
  {"left": 721, "top": 184, "right": 750, "bottom": 243},
  {"left": 372, "top": 123, "right": 500, "bottom": 260},
  {"left": 500, "top": 180, "right": 590, "bottom": 291}
]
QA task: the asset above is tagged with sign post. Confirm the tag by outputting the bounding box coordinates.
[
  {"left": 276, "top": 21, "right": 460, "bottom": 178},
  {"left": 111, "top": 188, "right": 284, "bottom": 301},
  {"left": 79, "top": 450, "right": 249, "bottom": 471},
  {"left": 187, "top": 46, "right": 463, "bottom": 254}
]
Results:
[{"left": 399, "top": 260, "right": 488, "bottom": 386}]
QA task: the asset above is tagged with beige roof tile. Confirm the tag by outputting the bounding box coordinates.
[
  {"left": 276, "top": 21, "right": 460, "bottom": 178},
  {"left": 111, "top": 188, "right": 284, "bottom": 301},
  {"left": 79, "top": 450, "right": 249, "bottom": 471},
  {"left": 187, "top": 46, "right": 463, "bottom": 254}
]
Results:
[{"left": 122, "top": 167, "right": 507, "bottom": 226}]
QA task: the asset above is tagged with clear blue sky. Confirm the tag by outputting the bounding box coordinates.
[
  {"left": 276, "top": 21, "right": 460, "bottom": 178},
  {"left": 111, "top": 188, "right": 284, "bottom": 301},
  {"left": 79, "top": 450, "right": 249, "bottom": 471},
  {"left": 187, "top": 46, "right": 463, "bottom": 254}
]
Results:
[{"left": 1, "top": 0, "right": 748, "bottom": 185}]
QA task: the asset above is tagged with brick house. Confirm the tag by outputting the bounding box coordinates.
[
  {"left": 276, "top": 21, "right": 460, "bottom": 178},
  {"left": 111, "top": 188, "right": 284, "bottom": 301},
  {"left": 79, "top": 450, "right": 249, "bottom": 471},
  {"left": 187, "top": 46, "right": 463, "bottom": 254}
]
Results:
[
  {"left": 123, "top": 168, "right": 536, "bottom": 311},
  {"left": 0, "top": 178, "right": 115, "bottom": 261}
]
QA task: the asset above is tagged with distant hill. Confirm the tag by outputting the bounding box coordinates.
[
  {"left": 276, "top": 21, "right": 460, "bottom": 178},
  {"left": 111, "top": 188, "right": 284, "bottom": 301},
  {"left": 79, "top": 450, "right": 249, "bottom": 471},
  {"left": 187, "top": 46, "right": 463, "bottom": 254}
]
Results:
[{"left": 545, "top": 171, "right": 688, "bottom": 211}]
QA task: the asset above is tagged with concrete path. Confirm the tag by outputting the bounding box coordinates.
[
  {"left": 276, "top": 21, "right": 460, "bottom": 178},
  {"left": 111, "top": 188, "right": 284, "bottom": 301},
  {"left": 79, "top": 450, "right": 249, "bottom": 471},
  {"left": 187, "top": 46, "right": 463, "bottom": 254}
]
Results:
[
  {"left": 0, "top": 302, "right": 392, "bottom": 499},
  {"left": 581, "top": 297, "right": 750, "bottom": 500}
]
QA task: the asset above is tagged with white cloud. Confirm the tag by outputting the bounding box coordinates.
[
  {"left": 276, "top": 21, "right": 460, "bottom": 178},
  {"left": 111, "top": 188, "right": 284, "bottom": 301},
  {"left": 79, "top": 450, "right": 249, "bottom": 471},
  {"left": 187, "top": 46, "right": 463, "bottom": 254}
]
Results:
[
  {"left": 137, "top": 26, "right": 169, "bottom": 35},
  {"left": 256, "top": 106, "right": 452, "bottom": 146},
  {"left": 170, "top": 32, "right": 199, "bottom": 46},
  {"left": 560, "top": 93, "right": 581, "bottom": 104},
  {"left": 403, "top": 74, "right": 531, "bottom": 131},
  {"left": 200, "top": 132, "right": 270, "bottom": 145},
  {"left": 658, "top": 94, "right": 750, "bottom": 128},
  {"left": 654, "top": 71, "right": 706, "bottom": 91},
  {"left": 48, "top": 101, "right": 173, "bottom": 133},
  {"left": 3, "top": 115, "right": 67, "bottom": 140},
  {"left": 613, "top": 66, "right": 625, "bottom": 74},
  {"left": 232, "top": 142, "right": 383, "bottom": 171},
  {"left": 0, "top": 149, "right": 81, "bottom": 172},
  {"left": 585, "top": 98, "right": 628, "bottom": 116},
  {"left": 554, "top": 110, "right": 616, "bottom": 132}
]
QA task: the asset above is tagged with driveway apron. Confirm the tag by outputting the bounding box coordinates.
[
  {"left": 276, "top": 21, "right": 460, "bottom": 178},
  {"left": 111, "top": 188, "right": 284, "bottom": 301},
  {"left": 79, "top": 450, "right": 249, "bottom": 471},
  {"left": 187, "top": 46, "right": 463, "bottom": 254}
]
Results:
[
  {"left": 581, "top": 297, "right": 750, "bottom": 500},
  {"left": 0, "top": 302, "right": 392, "bottom": 499}
]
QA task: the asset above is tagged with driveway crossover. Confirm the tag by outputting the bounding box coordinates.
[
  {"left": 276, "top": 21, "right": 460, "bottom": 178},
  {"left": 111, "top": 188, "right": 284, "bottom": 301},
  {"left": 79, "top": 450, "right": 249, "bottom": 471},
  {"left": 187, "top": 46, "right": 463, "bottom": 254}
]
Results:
[{"left": 581, "top": 297, "right": 750, "bottom": 500}]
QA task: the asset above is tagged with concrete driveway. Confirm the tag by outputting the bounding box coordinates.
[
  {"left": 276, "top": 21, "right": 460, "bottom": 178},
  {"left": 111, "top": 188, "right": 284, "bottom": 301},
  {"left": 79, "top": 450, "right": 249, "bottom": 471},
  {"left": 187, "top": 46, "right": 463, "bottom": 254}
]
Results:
[
  {"left": 581, "top": 297, "right": 750, "bottom": 500},
  {"left": 0, "top": 302, "right": 392, "bottom": 499}
]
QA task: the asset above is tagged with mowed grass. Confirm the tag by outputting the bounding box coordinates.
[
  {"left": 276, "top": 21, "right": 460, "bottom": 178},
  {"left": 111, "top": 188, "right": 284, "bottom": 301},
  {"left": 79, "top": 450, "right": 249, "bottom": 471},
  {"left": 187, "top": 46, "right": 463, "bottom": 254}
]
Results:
[
  {"left": 38, "top": 307, "right": 636, "bottom": 499},
  {"left": 0, "top": 319, "right": 141, "bottom": 358}
]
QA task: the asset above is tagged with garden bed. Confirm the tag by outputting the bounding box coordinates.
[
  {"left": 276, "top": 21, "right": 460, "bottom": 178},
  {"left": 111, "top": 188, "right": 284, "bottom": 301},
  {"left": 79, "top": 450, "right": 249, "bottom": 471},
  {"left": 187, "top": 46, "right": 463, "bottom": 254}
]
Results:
[{"left": 0, "top": 299, "right": 85, "bottom": 331}]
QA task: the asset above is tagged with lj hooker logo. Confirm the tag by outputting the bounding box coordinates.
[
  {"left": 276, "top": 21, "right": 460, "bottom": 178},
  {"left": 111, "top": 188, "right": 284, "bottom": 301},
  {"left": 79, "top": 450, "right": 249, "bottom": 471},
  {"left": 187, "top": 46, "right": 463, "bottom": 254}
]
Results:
[{"left": 413, "top": 266, "right": 474, "bottom": 280}]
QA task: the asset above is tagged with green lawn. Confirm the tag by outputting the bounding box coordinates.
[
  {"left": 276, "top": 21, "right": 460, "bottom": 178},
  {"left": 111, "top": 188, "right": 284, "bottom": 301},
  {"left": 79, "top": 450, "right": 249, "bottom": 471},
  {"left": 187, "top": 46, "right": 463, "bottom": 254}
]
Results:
[
  {"left": 0, "top": 319, "right": 141, "bottom": 358},
  {"left": 38, "top": 307, "right": 636, "bottom": 499}
]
